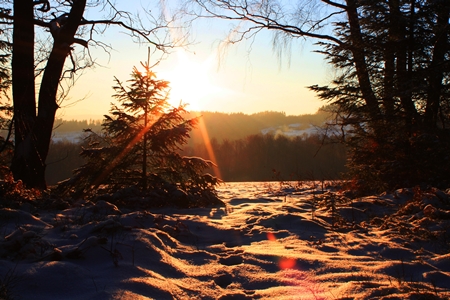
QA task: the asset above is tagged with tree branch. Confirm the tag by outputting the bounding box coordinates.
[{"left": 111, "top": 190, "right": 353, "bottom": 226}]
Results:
[
  {"left": 192, "top": 0, "right": 342, "bottom": 45},
  {"left": 80, "top": 19, "right": 170, "bottom": 50},
  {"left": 320, "top": 0, "right": 347, "bottom": 10}
]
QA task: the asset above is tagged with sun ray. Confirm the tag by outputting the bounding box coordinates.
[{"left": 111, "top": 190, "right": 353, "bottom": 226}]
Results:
[
  {"left": 157, "top": 13, "right": 224, "bottom": 180},
  {"left": 93, "top": 116, "right": 160, "bottom": 187},
  {"left": 194, "top": 112, "right": 223, "bottom": 180}
]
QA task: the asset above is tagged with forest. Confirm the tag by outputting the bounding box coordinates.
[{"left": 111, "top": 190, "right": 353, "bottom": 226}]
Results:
[
  {"left": 46, "top": 110, "right": 346, "bottom": 185},
  {"left": 51, "top": 110, "right": 328, "bottom": 141}
]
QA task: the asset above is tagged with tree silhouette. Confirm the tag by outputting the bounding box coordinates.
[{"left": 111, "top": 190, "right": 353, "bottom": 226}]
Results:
[
  {"left": 64, "top": 62, "right": 220, "bottom": 207},
  {"left": 0, "top": 33, "right": 11, "bottom": 170}
]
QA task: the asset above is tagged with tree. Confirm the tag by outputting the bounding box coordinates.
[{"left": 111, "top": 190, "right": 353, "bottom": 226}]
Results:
[
  {"left": 0, "top": 1, "right": 180, "bottom": 189},
  {"left": 0, "top": 24, "right": 12, "bottom": 171},
  {"left": 63, "top": 62, "right": 220, "bottom": 206},
  {"left": 309, "top": 0, "right": 450, "bottom": 190},
  {"left": 187, "top": 0, "right": 450, "bottom": 191}
]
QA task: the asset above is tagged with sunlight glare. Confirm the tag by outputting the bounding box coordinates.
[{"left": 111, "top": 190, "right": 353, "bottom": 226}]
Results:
[{"left": 167, "top": 51, "right": 218, "bottom": 110}]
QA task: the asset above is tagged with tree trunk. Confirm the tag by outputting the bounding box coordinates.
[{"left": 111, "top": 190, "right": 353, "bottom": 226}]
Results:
[
  {"left": 387, "top": 0, "right": 417, "bottom": 129},
  {"left": 396, "top": 0, "right": 417, "bottom": 128},
  {"left": 142, "top": 104, "right": 148, "bottom": 190},
  {"left": 383, "top": 0, "right": 399, "bottom": 117},
  {"left": 11, "top": 0, "right": 87, "bottom": 189},
  {"left": 425, "top": 1, "right": 450, "bottom": 128},
  {"left": 10, "top": 0, "right": 44, "bottom": 188},
  {"left": 345, "top": 0, "right": 380, "bottom": 119}
]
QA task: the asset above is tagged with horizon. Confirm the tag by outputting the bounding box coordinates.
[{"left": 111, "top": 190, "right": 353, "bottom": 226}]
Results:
[{"left": 55, "top": 108, "right": 325, "bottom": 122}]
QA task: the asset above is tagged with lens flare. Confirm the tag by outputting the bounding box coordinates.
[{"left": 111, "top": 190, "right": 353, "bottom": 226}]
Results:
[
  {"left": 194, "top": 112, "right": 222, "bottom": 180},
  {"left": 266, "top": 232, "right": 297, "bottom": 270},
  {"left": 279, "top": 257, "right": 297, "bottom": 270},
  {"left": 267, "top": 232, "right": 277, "bottom": 241}
]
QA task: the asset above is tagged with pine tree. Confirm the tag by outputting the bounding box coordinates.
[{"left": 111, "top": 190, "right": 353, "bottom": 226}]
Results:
[
  {"left": 190, "top": 0, "right": 450, "bottom": 192},
  {"left": 309, "top": 0, "right": 450, "bottom": 192},
  {"left": 62, "top": 62, "right": 221, "bottom": 207}
]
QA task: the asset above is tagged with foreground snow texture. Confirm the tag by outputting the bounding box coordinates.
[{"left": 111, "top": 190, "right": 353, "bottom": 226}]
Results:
[{"left": 1, "top": 182, "right": 450, "bottom": 299}]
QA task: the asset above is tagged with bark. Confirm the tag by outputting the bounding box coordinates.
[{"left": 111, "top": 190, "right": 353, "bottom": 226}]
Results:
[
  {"left": 11, "top": 0, "right": 87, "bottom": 188},
  {"left": 396, "top": 0, "right": 417, "bottom": 127},
  {"left": 10, "top": 0, "right": 42, "bottom": 187},
  {"left": 142, "top": 103, "right": 148, "bottom": 190},
  {"left": 383, "top": 1, "right": 396, "bottom": 117},
  {"left": 345, "top": 0, "right": 380, "bottom": 119}
]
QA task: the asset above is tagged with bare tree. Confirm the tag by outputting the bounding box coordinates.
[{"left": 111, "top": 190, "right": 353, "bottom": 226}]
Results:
[{"left": 0, "top": 0, "right": 185, "bottom": 188}]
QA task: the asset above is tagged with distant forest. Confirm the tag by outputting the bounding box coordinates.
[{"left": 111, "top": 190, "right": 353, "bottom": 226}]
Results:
[
  {"left": 53, "top": 118, "right": 103, "bottom": 133},
  {"left": 182, "top": 134, "right": 346, "bottom": 182},
  {"left": 46, "top": 110, "right": 346, "bottom": 185},
  {"left": 52, "top": 110, "right": 329, "bottom": 141}
]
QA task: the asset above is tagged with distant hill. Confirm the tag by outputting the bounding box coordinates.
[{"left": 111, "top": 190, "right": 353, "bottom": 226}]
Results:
[
  {"left": 53, "top": 109, "right": 331, "bottom": 143},
  {"left": 185, "top": 110, "right": 330, "bottom": 145},
  {"left": 53, "top": 118, "right": 103, "bottom": 132}
]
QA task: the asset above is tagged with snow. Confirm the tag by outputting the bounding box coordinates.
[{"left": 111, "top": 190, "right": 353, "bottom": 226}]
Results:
[
  {"left": 1, "top": 182, "right": 449, "bottom": 299},
  {"left": 51, "top": 132, "right": 86, "bottom": 143},
  {"left": 261, "top": 124, "right": 320, "bottom": 138}
]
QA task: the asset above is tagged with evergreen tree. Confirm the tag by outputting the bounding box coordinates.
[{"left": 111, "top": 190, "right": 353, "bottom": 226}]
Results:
[
  {"left": 0, "top": 1, "right": 179, "bottom": 189},
  {"left": 309, "top": 0, "right": 450, "bottom": 192},
  {"left": 62, "top": 62, "right": 220, "bottom": 207}
]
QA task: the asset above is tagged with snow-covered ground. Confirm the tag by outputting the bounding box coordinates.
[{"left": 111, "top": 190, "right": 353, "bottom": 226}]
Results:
[
  {"left": 1, "top": 181, "right": 449, "bottom": 299},
  {"left": 51, "top": 131, "right": 87, "bottom": 143}
]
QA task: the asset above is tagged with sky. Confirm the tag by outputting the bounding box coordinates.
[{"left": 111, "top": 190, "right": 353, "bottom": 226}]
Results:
[{"left": 59, "top": 1, "right": 330, "bottom": 120}]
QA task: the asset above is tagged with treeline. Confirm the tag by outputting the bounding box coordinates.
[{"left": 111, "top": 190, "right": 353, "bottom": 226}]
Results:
[
  {"left": 183, "top": 133, "right": 346, "bottom": 182},
  {"left": 53, "top": 110, "right": 330, "bottom": 143},
  {"left": 45, "top": 109, "right": 345, "bottom": 185},
  {"left": 53, "top": 118, "right": 103, "bottom": 133},
  {"left": 45, "top": 132, "right": 346, "bottom": 185}
]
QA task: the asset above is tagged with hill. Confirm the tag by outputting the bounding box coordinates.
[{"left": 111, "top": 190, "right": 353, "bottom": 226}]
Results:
[
  {"left": 186, "top": 110, "right": 329, "bottom": 145},
  {"left": 52, "top": 109, "right": 331, "bottom": 143}
]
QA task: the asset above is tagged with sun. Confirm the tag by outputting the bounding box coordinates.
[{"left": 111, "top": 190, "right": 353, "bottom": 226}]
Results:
[{"left": 165, "top": 51, "right": 217, "bottom": 110}]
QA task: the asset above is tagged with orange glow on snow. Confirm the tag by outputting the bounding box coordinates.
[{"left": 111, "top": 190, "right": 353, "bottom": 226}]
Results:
[
  {"left": 267, "top": 232, "right": 297, "bottom": 269},
  {"left": 279, "top": 257, "right": 296, "bottom": 270},
  {"left": 267, "top": 232, "right": 276, "bottom": 241}
]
